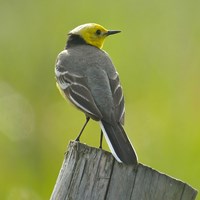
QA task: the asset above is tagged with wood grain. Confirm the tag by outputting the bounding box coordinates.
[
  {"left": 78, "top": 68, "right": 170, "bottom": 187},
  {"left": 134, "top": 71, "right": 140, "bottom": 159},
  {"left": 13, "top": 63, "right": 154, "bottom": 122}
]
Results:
[{"left": 50, "top": 141, "right": 197, "bottom": 200}]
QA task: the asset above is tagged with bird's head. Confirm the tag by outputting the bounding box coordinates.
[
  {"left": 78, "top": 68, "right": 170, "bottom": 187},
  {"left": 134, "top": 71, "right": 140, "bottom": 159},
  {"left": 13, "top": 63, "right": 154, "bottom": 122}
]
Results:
[{"left": 68, "top": 23, "right": 121, "bottom": 49}]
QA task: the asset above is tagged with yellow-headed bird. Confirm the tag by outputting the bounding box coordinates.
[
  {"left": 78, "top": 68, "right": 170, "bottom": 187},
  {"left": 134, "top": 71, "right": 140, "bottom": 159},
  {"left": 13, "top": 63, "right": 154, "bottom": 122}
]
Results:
[{"left": 55, "top": 23, "right": 138, "bottom": 165}]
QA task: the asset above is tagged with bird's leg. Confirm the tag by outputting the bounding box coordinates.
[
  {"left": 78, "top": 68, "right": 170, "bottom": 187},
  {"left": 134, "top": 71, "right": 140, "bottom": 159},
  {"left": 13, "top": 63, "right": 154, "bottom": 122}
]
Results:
[
  {"left": 75, "top": 117, "right": 90, "bottom": 141},
  {"left": 99, "top": 130, "right": 103, "bottom": 149}
]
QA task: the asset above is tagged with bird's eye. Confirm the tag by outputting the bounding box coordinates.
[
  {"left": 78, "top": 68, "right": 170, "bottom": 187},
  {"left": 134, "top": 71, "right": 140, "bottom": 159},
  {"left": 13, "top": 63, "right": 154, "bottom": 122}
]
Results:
[{"left": 96, "top": 29, "right": 101, "bottom": 35}]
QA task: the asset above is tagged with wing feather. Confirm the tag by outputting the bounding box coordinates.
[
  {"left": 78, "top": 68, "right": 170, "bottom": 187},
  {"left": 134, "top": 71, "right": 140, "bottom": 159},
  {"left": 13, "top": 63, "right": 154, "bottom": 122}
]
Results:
[
  {"left": 109, "top": 73, "right": 125, "bottom": 125},
  {"left": 56, "top": 69, "right": 102, "bottom": 120}
]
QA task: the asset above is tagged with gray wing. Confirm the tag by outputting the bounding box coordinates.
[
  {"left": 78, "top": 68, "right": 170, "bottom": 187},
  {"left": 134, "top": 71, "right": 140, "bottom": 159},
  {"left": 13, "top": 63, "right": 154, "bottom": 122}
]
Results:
[
  {"left": 55, "top": 68, "right": 102, "bottom": 121},
  {"left": 109, "top": 73, "right": 125, "bottom": 125}
]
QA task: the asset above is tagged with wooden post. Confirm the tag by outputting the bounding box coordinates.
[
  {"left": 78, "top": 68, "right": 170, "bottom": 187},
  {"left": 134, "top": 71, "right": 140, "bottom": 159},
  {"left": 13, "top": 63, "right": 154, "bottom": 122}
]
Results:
[{"left": 50, "top": 141, "right": 197, "bottom": 200}]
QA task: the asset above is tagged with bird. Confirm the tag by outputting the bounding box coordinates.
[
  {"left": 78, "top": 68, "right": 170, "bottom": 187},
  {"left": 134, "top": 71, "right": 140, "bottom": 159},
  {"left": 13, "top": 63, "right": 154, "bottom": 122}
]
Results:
[{"left": 55, "top": 23, "right": 138, "bottom": 165}]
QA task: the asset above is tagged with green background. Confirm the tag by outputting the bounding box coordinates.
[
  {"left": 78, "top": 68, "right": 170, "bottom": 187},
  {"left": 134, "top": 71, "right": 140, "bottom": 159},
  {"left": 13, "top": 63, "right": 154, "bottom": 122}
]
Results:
[{"left": 0, "top": 0, "right": 199, "bottom": 199}]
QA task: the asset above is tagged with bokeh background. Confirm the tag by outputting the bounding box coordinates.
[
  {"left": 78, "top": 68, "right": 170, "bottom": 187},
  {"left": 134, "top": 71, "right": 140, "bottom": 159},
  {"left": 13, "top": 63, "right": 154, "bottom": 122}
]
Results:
[{"left": 0, "top": 0, "right": 199, "bottom": 199}]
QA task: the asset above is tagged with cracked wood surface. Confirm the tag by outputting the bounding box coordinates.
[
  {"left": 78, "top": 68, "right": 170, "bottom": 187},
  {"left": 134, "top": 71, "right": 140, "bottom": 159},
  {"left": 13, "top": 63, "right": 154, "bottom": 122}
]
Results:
[{"left": 50, "top": 141, "right": 197, "bottom": 200}]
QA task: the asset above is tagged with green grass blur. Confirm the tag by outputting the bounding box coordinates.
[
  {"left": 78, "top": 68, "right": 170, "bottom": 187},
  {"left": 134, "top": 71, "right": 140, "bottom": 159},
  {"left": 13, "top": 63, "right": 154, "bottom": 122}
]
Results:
[{"left": 0, "top": 0, "right": 199, "bottom": 199}]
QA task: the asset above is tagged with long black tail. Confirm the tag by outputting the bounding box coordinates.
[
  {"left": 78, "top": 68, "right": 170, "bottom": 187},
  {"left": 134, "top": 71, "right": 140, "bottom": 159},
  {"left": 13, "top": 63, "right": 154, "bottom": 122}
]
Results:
[{"left": 100, "top": 120, "right": 138, "bottom": 165}]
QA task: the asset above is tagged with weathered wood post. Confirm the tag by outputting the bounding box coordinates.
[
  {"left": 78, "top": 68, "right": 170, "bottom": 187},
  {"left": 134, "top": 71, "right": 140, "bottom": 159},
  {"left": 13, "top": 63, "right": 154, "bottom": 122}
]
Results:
[{"left": 50, "top": 141, "right": 197, "bottom": 200}]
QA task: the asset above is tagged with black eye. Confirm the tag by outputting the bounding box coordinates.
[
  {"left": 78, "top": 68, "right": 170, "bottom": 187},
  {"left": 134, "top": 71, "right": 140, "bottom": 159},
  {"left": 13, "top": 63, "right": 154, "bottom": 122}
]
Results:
[{"left": 96, "top": 29, "right": 101, "bottom": 35}]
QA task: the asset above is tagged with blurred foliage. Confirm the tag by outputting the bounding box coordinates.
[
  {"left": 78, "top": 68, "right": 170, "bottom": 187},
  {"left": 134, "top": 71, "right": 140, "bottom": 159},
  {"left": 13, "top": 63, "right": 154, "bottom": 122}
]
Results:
[{"left": 0, "top": 0, "right": 199, "bottom": 199}]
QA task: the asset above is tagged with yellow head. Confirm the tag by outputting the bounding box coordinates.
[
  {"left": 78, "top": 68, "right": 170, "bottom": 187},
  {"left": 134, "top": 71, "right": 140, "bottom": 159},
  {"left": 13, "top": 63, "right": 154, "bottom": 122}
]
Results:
[{"left": 68, "top": 23, "right": 121, "bottom": 49}]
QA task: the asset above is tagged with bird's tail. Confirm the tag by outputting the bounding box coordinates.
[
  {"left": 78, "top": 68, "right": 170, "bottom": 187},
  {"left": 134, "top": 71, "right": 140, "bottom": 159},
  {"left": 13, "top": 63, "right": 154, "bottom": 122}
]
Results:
[{"left": 99, "top": 120, "right": 138, "bottom": 165}]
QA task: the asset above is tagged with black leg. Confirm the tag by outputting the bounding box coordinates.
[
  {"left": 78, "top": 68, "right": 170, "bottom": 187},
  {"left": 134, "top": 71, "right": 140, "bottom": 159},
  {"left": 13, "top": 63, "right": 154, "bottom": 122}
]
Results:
[
  {"left": 75, "top": 117, "right": 90, "bottom": 141},
  {"left": 99, "top": 130, "right": 103, "bottom": 149}
]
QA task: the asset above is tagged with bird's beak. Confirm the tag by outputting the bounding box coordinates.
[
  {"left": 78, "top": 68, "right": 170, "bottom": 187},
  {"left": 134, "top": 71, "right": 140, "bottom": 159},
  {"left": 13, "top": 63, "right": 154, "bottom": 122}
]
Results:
[{"left": 106, "top": 30, "right": 121, "bottom": 36}]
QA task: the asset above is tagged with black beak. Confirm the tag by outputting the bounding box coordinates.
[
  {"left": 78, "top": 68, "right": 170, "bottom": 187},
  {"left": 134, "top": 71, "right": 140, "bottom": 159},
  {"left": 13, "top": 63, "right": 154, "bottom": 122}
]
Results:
[{"left": 106, "top": 30, "right": 121, "bottom": 36}]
